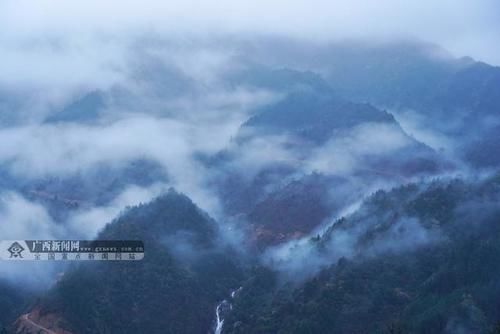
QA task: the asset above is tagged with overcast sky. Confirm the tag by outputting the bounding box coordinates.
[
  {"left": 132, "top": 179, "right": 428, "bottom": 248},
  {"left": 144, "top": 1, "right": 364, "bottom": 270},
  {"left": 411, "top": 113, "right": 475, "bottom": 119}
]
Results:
[{"left": 0, "top": 0, "right": 499, "bottom": 65}]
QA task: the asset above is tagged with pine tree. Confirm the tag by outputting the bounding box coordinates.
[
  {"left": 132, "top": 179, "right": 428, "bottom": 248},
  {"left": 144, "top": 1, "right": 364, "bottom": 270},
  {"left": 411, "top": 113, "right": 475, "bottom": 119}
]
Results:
[
  {"left": 491, "top": 322, "right": 500, "bottom": 334},
  {"left": 385, "top": 322, "right": 405, "bottom": 334}
]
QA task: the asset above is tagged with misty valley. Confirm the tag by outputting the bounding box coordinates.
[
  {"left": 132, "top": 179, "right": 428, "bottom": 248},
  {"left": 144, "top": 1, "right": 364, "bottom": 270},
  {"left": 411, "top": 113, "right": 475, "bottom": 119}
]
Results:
[{"left": 0, "top": 22, "right": 500, "bottom": 334}]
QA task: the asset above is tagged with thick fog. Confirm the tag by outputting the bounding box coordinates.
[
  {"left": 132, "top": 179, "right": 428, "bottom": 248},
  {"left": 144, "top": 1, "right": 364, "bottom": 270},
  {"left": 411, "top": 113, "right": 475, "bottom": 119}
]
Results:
[
  {"left": 0, "top": 0, "right": 499, "bottom": 288},
  {"left": 1, "top": 0, "right": 499, "bottom": 63}
]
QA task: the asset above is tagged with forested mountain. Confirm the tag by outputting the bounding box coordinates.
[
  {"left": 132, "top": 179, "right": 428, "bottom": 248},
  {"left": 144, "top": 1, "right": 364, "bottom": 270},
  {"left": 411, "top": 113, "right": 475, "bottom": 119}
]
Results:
[
  {"left": 2, "top": 37, "right": 500, "bottom": 334},
  {"left": 241, "top": 91, "right": 396, "bottom": 143},
  {"left": 27, "top": 190, "right": 244, "bottom": 334},
  {"left": 240, "top": 39, "right": 500, "bottom": 168},
  {"left": 223, "top": 175, "right": 500, "bottom": 333},
  {"left": 0, "top": 281, "right": 35, "bottom": 331}
]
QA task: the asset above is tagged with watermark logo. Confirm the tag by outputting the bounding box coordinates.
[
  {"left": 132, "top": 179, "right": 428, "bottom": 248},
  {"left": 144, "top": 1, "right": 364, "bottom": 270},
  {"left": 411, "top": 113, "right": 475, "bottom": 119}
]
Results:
[
  {"left": 1, "top": 240, "right": 144, "bottom": 261},
  {"left": 7, "top": 241, "right": 25, "bottom": 258}
]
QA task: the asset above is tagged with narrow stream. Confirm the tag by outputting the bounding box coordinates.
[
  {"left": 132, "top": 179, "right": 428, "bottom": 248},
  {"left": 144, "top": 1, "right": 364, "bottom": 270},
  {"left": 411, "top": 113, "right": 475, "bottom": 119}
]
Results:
[{"left": 213, "top": 287, "right": 242, "bottom": 334}]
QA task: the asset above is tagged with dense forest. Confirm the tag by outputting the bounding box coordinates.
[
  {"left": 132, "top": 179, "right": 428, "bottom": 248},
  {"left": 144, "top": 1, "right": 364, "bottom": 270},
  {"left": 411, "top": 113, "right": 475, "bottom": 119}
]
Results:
[
  {"left": 223, "top": 175, "right": 500, "bottom": 333},
  {"left": 0, "top": 22, "right": 499, "bottom": 334}
]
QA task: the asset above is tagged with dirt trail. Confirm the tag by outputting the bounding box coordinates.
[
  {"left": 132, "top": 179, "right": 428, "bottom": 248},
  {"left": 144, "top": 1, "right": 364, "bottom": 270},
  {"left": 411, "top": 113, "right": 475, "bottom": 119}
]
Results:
[{"left": 18, "top": 313, "right": 58, "bottom": 334}]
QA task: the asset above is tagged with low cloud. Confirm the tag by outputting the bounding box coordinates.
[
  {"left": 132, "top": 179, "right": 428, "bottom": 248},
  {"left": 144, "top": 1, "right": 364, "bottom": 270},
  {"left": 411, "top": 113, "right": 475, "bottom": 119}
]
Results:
[
  {"left": 0, "top": 192, "right": 64, "bottom": 288},
  {"left": 66, "top": 183, "right": 169, "bottom": 238},
  {"left": 0, "top": 0, "right": 497, "bottom": 292},
  {"left": 264, "top": 213, "right": 441, "bottom": 282},
  {"left": 392, "top": 109, "right": 460, "bottom": 153},
  {"left": 223, "top": 134, "right": 300, "bottom": 181},
  {"left": 0, "top": 114, "right": 247, "bottom": 216},
  {"left": 306, "top": 122, "right": 414, "bottom": 175},
  {"left": 0, "top": 192, "right": 61, "bottom": 239}
]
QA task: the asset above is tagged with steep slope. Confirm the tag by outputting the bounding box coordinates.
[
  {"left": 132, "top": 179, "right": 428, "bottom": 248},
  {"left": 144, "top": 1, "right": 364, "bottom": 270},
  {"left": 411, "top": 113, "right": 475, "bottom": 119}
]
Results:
[
  {"left": 233, "top": 38, "right": 500, "bottom": 168},
  {"left": 19, "top": 190, "right": 244, "bottom": 334},
  {"left": 211, "top": 89, "right": 448, "bottom": 240},
  {"left": 0, "top": 281, "right": 35, "bottom": 333},
  {"left": 245, "top": 174, "right": 338, "bottom": 247},
  {"left": 223, "top": 175, "right": 500, "bottom": 333},
  {"left": 241, "top": 90, "right": 396, "bottom": 144}
]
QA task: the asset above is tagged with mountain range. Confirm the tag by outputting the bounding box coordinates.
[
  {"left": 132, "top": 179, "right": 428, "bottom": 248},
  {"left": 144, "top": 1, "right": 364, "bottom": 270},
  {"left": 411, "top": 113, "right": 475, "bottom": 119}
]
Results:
[{"left": 1, "top": 38, "right": 500, "bottom": 334}]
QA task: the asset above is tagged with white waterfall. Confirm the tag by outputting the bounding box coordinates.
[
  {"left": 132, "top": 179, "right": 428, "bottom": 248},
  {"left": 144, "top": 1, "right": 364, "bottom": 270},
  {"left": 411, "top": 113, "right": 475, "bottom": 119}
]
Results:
[
  {"left": 213, "top": 287, "right": 242, "bottom": 334},
  {"left": 214, "top": 301, "right": 226, "bottom": 334}
]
